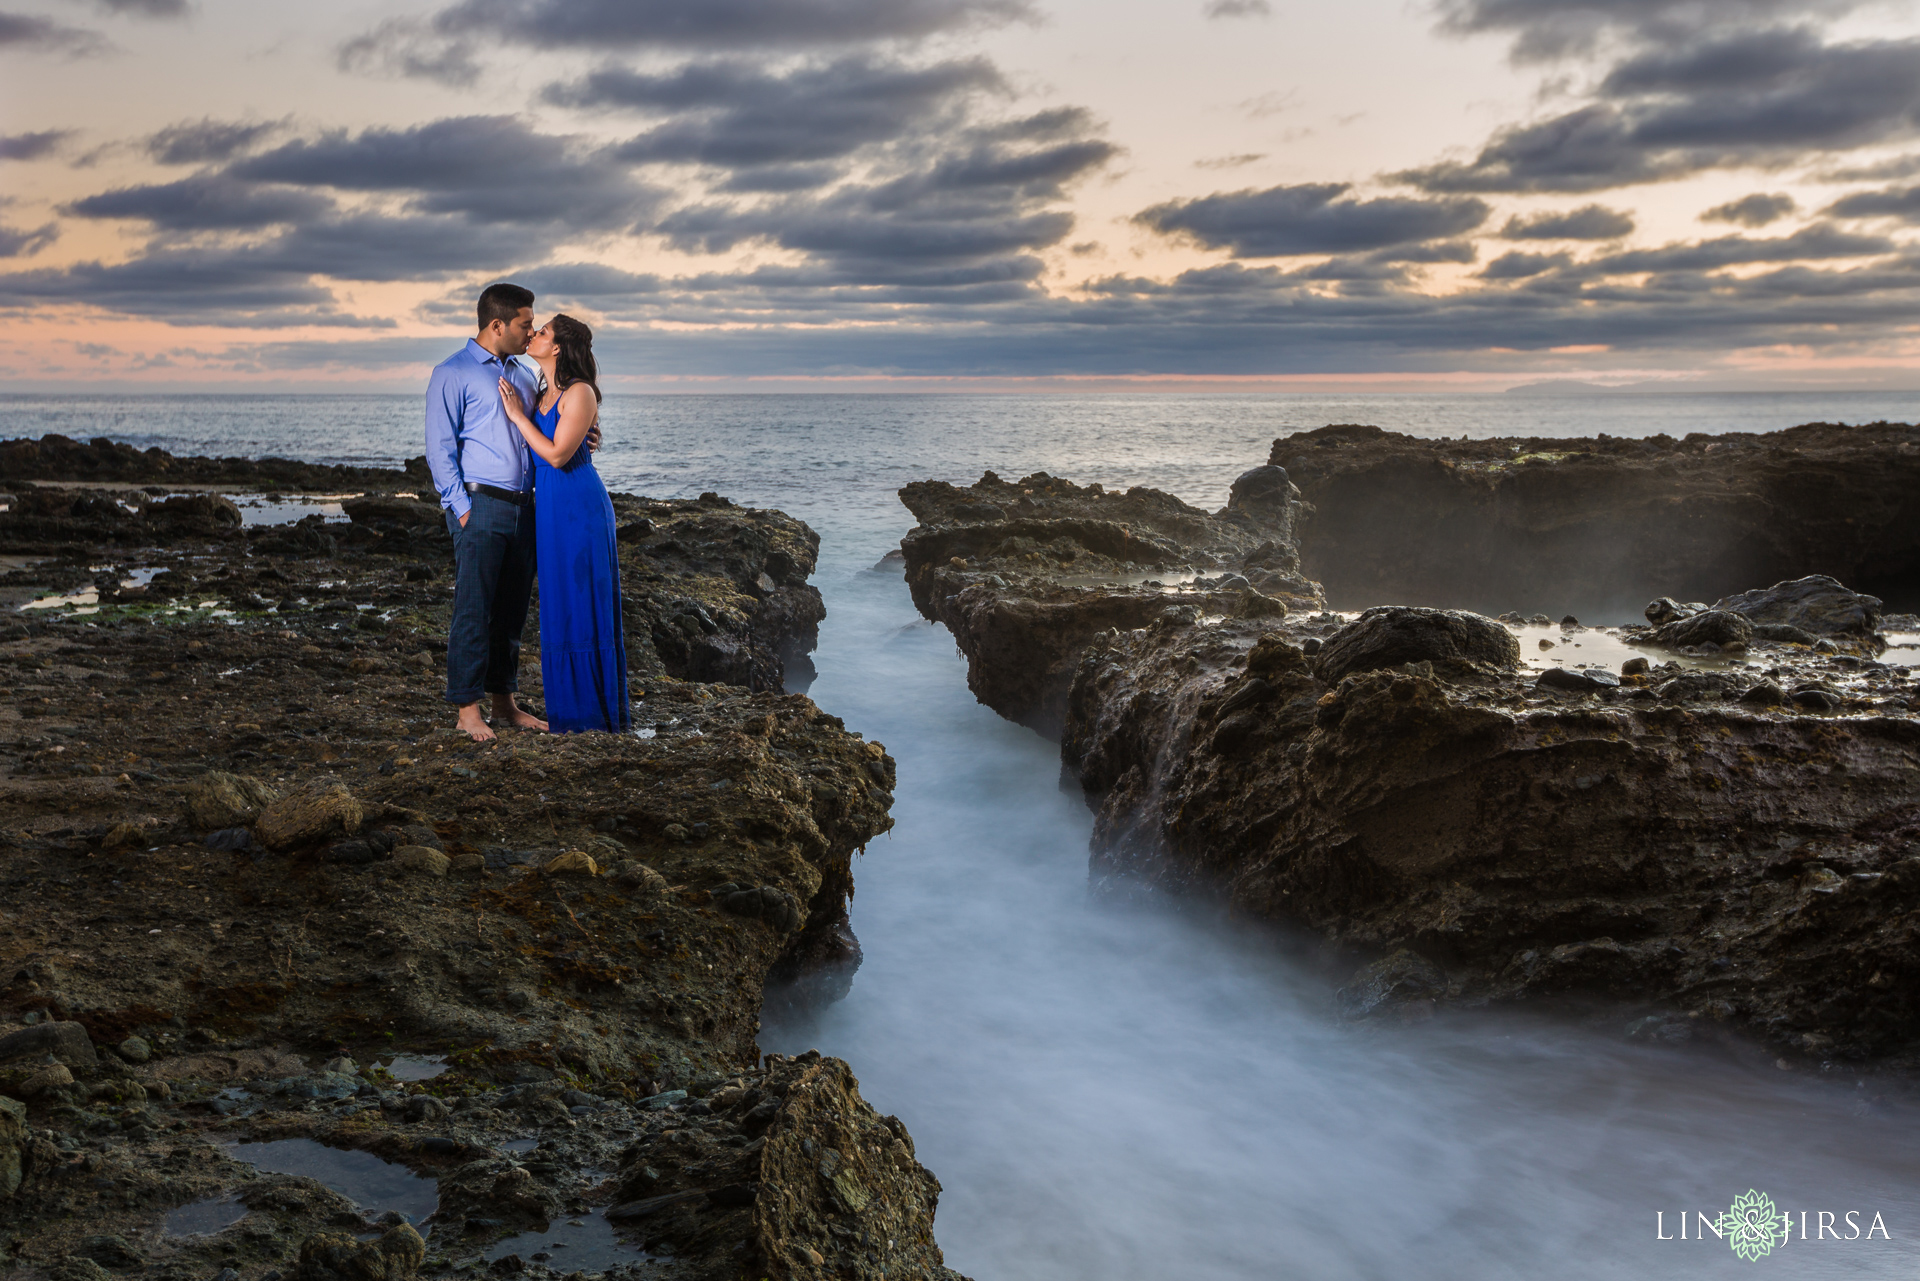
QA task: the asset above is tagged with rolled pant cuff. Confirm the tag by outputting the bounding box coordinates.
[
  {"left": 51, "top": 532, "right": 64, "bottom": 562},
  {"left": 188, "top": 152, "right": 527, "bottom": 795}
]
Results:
[{"left": 445, "top": 688, "right": 486, "bottom": 706}]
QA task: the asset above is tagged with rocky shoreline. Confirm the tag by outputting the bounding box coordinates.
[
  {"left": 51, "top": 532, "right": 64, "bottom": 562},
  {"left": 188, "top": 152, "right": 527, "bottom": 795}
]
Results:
[
  {"left": 898, "top": 429, "right": 1920, "bottom": 1069},
  {"left": 0, "top": 438, "right": 966, "bottom": 1281}
]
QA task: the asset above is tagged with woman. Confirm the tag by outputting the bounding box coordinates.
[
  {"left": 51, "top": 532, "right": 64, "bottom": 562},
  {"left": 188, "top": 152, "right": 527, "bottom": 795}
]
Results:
[{"left": 496, "top": 314, "right": 630, "bottom": 733}]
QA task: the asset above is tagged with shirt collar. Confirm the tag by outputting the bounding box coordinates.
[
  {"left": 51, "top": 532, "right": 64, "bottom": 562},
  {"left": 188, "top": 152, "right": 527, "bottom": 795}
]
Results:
[{"left": 466, "top": 337, "right": 510, "bottom": 368}]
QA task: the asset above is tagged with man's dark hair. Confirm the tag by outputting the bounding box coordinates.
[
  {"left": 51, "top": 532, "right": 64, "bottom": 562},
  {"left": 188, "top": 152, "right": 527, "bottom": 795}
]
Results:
[{"left": 477, "top": 282, "right": 535, "bottom": 332}]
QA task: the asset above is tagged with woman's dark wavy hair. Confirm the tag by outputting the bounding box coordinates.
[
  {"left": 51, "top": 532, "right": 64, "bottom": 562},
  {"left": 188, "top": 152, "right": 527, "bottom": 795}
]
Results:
[{"left": 548, "top": 313, "right": 601, "bottom": 403}]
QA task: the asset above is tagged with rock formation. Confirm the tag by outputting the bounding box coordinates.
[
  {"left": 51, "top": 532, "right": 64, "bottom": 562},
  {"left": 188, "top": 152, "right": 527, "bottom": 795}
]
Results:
[
  {"left": 1271, "top": 421, "right": 1920, "bottom": 617},
  {"left": 899, "top": 431, "right": 1920, "bottom": 1066},
  {"left": 0, "top": 439, "right": 966, "bottom": 1280},
  {"left": 898, "top": 467, "right": 1324, "bottom": 735}
]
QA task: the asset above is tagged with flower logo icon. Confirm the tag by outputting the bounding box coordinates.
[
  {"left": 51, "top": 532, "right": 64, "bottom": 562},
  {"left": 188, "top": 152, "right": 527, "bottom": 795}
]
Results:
[{"left": 1717, "top": 1189, "right": 1792, "bottom": 1261}]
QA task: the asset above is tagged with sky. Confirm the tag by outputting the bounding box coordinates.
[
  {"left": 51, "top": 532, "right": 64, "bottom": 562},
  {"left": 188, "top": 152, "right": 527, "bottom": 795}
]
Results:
[{"left": 3, "top": 0, "right": 1920, "bottom": 391}]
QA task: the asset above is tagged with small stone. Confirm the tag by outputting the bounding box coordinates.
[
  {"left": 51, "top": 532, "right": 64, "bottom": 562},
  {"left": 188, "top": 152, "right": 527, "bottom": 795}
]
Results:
[
  {"left": 403, "top": 1095, "right": 450, "bottom": 1125},
  {"left": 292, "top": 1223, "right": 424, "bottom": 1281},
  {"left": 100, "top": 823, "right": 146, "bottom": 851},
  {"left": 1534, "top": 667, "right": 1619, "bottom": 691},
  {"left": 543, "top": 850, "right": 598, "bottom": 877},
  {"left": 77, "top": 1235, "right": 143, "bottom": 1269},
  {"left": 256, "top": 784, "right": 363, "bottom": 852},
  {"left": 183, "top": 771, "right": 282, "bottom": 832},
  {"left": 116, "top": 1036, "right": 152, "bottom": 1065},
  {"left": 1538, "top": 638, "right": 1555, "bottom": 650},
  {"left": 445, "top": 849, "right": 485, "bottom": 876},
  {"left": 611, "top": 861, "right": 668, "bottom": 894},
  {"left": 393, "top": 846, "right": 450, "bottom": 877},
  {"left": 204, "top": 827, "right": 259, "bottom": 854},
  {"left": 1620, "top": 657, "right": 1650, "bottom": 676},
  {"left": 0, "top": 1021, "right": 97, "bottom": 1069}
]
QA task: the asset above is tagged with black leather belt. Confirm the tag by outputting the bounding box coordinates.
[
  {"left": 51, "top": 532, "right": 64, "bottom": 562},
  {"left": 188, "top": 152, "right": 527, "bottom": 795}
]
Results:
[{"left": 466, "top": 481, "right": 531, "bottom": 507}]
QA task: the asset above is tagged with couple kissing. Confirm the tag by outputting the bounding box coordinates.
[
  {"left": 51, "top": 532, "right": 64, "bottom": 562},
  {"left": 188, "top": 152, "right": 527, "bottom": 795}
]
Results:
[{"left": 424, "top": 282, "right": 631, "bottom": 742}]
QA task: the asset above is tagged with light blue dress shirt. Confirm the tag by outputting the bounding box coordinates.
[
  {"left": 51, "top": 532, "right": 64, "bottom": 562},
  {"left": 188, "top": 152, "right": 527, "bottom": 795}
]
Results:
[{"left": 424, "top": 338, "right": 541, "bottom": 520}]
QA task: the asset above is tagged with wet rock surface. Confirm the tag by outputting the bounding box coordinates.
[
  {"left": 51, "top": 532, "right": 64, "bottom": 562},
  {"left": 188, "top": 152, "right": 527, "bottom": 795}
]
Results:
[
  {"left": 1062, "top": 599, "right": 1920, "bottom": 1062},
  {"left": 1271, "top": 421, "right": 1920, "bottom": 616},
  {"left": 898, "top": 452, "right": 1920, "bottom": 1067},
  {"left": 0, "top": 441, "right": 967, "bottom": 1281},
  {"left": 897, "top": 468, "right": 1325, "bottom": 735}
]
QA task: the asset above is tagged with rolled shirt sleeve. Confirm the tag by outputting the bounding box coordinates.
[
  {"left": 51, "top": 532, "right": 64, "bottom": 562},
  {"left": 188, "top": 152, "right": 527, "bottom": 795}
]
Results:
[{"left": 425, "top": 362, "right": 471, "bottom": 520}]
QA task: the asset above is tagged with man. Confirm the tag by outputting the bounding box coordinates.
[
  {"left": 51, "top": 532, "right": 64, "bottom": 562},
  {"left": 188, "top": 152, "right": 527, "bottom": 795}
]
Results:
[{"left": 426, "top": 282, "right": 548, "bottom": 742}]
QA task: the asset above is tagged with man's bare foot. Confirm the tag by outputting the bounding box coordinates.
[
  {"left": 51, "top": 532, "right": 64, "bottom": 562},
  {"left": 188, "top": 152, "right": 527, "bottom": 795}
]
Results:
[
  {"left": 456, "top": 703, "right": 496, "bottom": 743},
  {"left": 491, "top": 693, "right": 548, "bottom": 732}
]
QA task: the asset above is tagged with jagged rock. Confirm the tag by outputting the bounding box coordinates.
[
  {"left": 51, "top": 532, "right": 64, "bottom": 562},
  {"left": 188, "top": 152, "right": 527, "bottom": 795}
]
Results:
[
  {"left": 144, "top": 494, "right": 241, "bottom": 536},
  {"left": 606, "top": 1052, "right": 965, "bottom": 1279},
  {"left": 0, "top": 1102, "right": 29, "bottom": 1199},
  {"left": 543, "top": 850, "right": 598, "bottom": 876},
  {"left": 1061, "top": 606, "right": 1920, "bottom": 1058},
  {"left": 434, "top": 1160, "right": 556, "bottom": 1230},
  {"left": 1271, "top": 421, "right": 1920, "bottom": 615},
  {"left": 1715, "top": 574, "right": 1883, "bottom": 637},
  {"left": 256, "top": 784, "right": 363, "bottom": 851},
  {"left": 611, "top": 860, "right": 669, "bottom": 894},
  {"left": 1645, "top": 609, "right": 1754, "bottom": 648},
  {"left": 292, "top": 1224, "right": 425, "bottom": 1281},
  {"left": 1336, "top": 951, "right": 1449, "bottom": 1019},
  {"left": 183, "top": 771, "right": 282, "bottom": 831},
  {"left": 1535, "top": 666, "right": 1621, "bottom": 691},
  {"left": 1645, "top": 597, "right": 1703, "bottom": 625},
  {"left": 1312, "top": 606, "right": 1519, "bottom": 683},
  {"left": 0, "top": 1021, "right": 97, "bottom": 1069},
  {"left": 896, "top": 468, "right": 1325, "bottom": 733}
]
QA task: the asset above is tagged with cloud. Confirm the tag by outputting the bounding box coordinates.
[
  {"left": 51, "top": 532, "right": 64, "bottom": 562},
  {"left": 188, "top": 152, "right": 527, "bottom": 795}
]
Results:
[
  {"left": 231, "top": 116, "right": 660, "bottom": 229},
  {"left": 0, "top": 252, "right": 374, "bottom": 328},
  {"left": 146, "top": 119, "right": 281, "bottom": 165},
  {"left": 0, "top": 130, "right": 73, "bottom": 161},
  {"left": 1401, "top": 26, "right": 1920, "bottom": 193},
  {"left": 1432, "top": 0, "right": 1861, "bottom": 63},
  {"left": 1500, "top": 204, "right": 1634, "bottom": 239},
  {"left": 1481, "top": 249, "right": 1572, "bottom": 278},
  {"left": 1702, "top": 192, "right": 1797, "bottom": 226},
  {"left": 1136, "top": 182, "right": 1489, "bottom": 257},
  {"left": 65, "top": 173, "right": 333, "bottom": 231},
  {"left": 343, "top": 0, "right": 1032, "bottom": 82},
  {"left": 1582, "top": 222, "right": 1891, "bottom": 274},
  {"left": 0, "top": 222, "right": 56, "bottom": 257},
  {"left": 435, "top": 0, "right": 1029, "bottom": 47},
  {"left": 1195, "top": 153, "right": 1266, "bottom": 169},
  {"left": 0, "top": 12, "right": 105, "bottom": 55},
  {"left": 0, "top": 203, "right": 542, "bottom": 326},
  {"left": 92, "top": 0, "right": 189, "bottom": 13},
  {"left": 551, "top": 55, "right": 1004, "bottom": 177},
  {"left": 1204, "top": 0, "right": 1271, "bottom": 17},
  {"left": 336, "top": 21, "right": 482, "bottom": 86},
  {"left": 1825, "top": 184, "right": 1920, "bottom": 223}
]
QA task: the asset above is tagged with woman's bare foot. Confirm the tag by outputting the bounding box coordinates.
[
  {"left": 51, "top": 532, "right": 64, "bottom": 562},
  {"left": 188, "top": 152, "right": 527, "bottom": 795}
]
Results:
[
  {"left": 491, "top": 692, "right": 548, "bottom": 732},
  {"left": 456, "top": 703, "right": 496, "bottom": 742}
]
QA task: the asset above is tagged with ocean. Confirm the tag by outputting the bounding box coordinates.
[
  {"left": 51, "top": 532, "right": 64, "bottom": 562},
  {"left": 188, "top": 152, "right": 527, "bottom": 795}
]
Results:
[{"left": 9, "top": 391, "right": 1920, "bottom": 1278}]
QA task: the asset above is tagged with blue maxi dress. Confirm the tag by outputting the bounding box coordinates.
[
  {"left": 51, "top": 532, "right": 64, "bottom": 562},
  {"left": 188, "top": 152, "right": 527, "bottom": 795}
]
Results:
[{"left": 531, "top": 399, "right": 630, "bottom": 733}]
